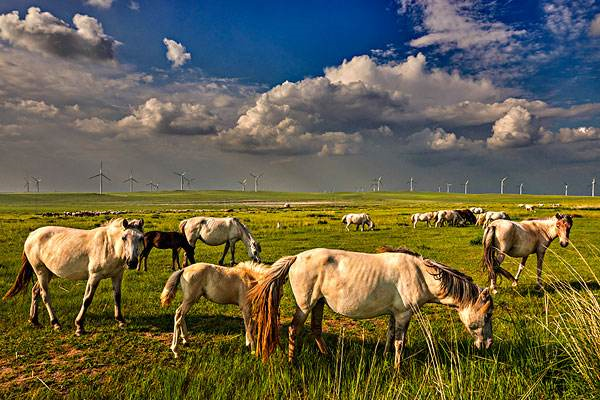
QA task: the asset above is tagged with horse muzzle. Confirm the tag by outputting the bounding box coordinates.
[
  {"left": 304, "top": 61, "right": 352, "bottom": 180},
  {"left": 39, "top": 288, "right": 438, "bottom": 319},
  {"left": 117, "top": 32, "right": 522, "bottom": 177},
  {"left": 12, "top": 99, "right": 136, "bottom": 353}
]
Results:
[
  {"left": 560, "top": 241, "right": 569, "bottom": 248},
  {"left": 127, "top": 259, "right": 139, "bottom": 269}
]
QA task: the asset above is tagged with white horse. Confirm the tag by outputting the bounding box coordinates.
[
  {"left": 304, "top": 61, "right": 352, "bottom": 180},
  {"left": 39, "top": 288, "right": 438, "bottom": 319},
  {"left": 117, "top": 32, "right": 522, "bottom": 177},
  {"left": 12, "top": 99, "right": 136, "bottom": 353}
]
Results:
[
  {"left": 435, "top": 210, "right": 460, "bottom": 227},
  {"left": 179, "top": 217, "right": 261, "bottom": 265},
  {"left": 411, "top": 212, "right": 434, "bottom": 228},
  {"left": 160, "top": 261, "right": 270, "bottom": 357},
  {"left": 482, "top": 213, "right": 573, "bottom": 293},
  {"left": 248, "top": 247, "right": 493, "bottom": 368},
  {"left": 341, "top": 213, "right": 375, "bottom": 231},
  {"left": 482, "top": 211, "right": 510, "bottom": 228},
  {"left": 469, "top": 207, "right": 485, "bottom": 214},
  {"left": 3, "top": 218, "right": 144, "bottom": 335}
]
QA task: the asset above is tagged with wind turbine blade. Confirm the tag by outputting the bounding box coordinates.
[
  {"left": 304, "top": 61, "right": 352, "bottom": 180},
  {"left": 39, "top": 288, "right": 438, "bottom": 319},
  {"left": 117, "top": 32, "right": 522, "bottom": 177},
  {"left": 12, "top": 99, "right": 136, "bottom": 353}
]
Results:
[
  {"left": 89, "top": 173, "right": 101, "bottom": 179},
  {"left": 101, "top": 174, "right": 111, "bottom": 181}
]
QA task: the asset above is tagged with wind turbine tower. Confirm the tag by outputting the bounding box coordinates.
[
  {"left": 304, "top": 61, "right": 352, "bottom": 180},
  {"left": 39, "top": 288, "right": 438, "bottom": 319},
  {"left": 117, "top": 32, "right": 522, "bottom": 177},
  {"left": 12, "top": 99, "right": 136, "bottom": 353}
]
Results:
[
  {"left": 250, "top": 173, "right": 263, "bottom": 192},
  {"left": 89, "top": 161, "right": 110, "bottom": 195},
  {"left": 592, "top": 178, "right": 596, "bottom": 197},
  {"left": 500, "top": 177, "right": 508, "bottom": 194},
  {"left": 519, "top": 183, "right": 524, "bottom": 195},
  {"left": 373, "top": 176, "right": 383, "bottom": 192},
  {"left": 31, "top": 176, "right": 41, "bottom": 193},
  {"left": 239, "top": 178, "right": 247, "bottom": 191},
  {"left": 24, "top": 178, "right": 30, "bottom": 193},
  {"left": 123, "top": 170, "right": 138, "bottom": 193},
  {"left": 564, "top": 183, "right": 568, "bottom": 196},
  {"left": 174, "top": 171, "right": 186, "bottom": 191},
  {"left": 463, "top": 179, "right": 469, "bottom": 195},
  {"left": 446, "top": 183, "right": 452, "bottom": 193},
  {"left": 184, "top": 176, "right": 195, "bottom": 190},
  {"left": 408, "top": 177, "right": 415, "bottom": 192},
  {"left": 146, "top": 180, "right": 159, "bottom": 192}
]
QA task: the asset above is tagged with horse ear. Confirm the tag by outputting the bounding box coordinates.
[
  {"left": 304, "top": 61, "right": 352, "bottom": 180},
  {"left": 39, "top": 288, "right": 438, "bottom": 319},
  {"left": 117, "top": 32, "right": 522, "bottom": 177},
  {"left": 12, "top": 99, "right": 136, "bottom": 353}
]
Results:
[
  {"left": 139, "top": 218, "right": 144, "bottom": 227},
  {"left": 122, "top": 219, "right": 129, "bottom": 229},
  {"left": 555, "top": 212, "right": 561, "bottom": 219}
]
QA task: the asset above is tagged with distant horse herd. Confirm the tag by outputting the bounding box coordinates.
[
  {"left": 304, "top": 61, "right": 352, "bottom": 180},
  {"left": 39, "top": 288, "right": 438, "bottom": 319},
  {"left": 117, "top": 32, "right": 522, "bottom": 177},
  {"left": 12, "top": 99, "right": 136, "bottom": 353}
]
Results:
[{"left": 3, "top": 205, "right": 573, "bottom": 368}]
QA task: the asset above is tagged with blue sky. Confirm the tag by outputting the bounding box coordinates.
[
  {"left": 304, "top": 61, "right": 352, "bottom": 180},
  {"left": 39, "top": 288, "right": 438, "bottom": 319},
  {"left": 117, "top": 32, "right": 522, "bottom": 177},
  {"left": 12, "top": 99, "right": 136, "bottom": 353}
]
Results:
[{"left": 0, "top": 1, "right": 599, "bottom": 194}]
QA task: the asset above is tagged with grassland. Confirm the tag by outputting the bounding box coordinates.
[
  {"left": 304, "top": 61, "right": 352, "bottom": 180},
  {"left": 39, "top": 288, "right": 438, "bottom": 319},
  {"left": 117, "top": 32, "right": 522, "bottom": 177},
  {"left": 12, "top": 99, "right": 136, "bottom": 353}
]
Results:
[{"left": 0, "top": 191, "right": 599, "bottom": 399}]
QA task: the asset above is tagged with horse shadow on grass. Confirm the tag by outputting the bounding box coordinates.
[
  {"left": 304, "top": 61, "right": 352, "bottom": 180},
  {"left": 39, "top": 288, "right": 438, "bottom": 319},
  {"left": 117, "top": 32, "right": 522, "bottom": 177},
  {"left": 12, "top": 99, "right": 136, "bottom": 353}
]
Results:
[
  {"left": 127, "top": 312, "right": 248, "bottom": 337},
  {"left": 513, "top": 280, "right": 600, "bottom": 297}
]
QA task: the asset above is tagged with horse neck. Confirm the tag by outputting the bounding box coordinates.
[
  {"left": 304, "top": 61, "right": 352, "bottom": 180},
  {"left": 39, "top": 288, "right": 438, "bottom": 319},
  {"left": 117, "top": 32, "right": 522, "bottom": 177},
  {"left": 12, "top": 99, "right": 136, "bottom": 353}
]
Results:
[
  {"left": 534, "top": 219, "right": 557, "bottom": 241},
  {"left": 105, "top": 226, "right": 125, "bottom": 259},
  {"left": 238, "top": 223, "right": 253, "bottom": 245}
]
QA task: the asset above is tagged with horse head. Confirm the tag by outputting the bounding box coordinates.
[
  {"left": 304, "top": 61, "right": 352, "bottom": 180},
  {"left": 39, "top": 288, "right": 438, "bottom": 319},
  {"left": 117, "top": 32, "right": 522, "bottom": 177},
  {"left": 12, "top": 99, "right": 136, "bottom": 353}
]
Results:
[
  {"left": 555, "top": 213, "right": 573, "bottom": 247},
  {"left": 247, "top": 239, "right": 262, "bottom": 263},
  {"left": 121, "top": 219, "right": 145, "bottom": 269},
  {"left": 458, "top": 288, "right": 494, "bottom": 350}
]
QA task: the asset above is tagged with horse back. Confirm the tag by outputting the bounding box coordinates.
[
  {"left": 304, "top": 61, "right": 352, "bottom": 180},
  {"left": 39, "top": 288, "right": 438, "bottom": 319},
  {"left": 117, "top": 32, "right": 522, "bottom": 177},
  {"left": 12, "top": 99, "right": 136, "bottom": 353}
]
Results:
[{"left": 181, "top": 263, "right": 246, "bottom": 305}]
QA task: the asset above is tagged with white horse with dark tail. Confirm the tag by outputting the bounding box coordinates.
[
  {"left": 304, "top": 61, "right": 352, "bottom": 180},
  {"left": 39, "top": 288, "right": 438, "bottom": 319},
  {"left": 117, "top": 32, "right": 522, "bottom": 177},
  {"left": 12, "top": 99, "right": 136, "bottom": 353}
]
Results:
[
  {"left": 248, "top": 246, "right": 493, "bottom": 368},
  {"left": 411, "top": 212, "right": 434, "bottom": 228},
  {"left": 482, "top": 213, "right": 573, "bottom": 293},
  {"left": 179, "top": 217, "right": 261, "bottom": 265},
  {"left": 3, "top": 218, "right": 144, "bottom": 335}
]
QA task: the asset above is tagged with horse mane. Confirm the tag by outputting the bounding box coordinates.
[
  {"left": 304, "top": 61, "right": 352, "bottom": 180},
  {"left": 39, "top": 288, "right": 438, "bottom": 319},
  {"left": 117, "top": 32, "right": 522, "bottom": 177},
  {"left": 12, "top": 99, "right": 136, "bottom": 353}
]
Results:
[
  {"left": 235, "top": 261, "right": 269, "bottom": 278},
  {"left": 376, "top": 245, "right": 421, "bottom": 258},
  {"left": 423, "top": 259, "right": 480, "bottom": 307},
  {"left": 101, "top": 218, "right": 124, "bottom": 227}
]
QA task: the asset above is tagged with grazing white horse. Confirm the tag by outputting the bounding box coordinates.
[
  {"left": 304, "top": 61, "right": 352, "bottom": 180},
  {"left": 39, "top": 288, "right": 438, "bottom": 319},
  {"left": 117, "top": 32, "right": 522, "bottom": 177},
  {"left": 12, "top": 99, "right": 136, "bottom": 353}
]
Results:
[
  {"left": 411, "top": 212, "right": 435, "bottom": 228},
  {"left": 435, "top": 210, "right": 460, "bottom": 227},
  {"left": 3, "top": 219, "right": 144, "bottom": 335},
  {"left": 179, "top": 217, "right": 261, "bottom": 265},
  {"left": 160, "top": 261, "right": 270, "bottom": 357},
  {"left": 248, "top": 247, "right": 493, "bottom": 368},
  {"left": 524, "top": 204, "right": 536, "bottom": 212},
  {"left": 341, "top": 213, "right": 375, "bottom": 231},
  {"left": 469, "top": 207, "right": 485, "bottom": 214},
  {"left": 482, "top": 213, "right": 573, "bottom": 293},
  {"left": 482, "top": 211, "right": 510, "bottom": 228}
]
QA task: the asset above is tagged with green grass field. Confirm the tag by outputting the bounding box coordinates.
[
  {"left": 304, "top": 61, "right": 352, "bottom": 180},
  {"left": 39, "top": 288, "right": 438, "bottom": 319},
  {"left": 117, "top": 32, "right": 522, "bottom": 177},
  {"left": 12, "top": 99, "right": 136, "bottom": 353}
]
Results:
[{"left": 1, "top": 191, "right": 599, "bottom": 399}]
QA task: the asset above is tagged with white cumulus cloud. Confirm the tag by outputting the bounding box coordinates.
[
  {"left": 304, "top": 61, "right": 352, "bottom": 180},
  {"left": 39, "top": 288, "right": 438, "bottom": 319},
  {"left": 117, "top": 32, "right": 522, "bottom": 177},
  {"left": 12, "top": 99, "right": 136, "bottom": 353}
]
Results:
[
  {"left": 163, "top": 38, "right": 191, "bottom": 68},
  {"left": 487, "top": 106, "right": 539, "bottom": 149},
  {"left": 85, "top": 0, "right": 115, "bottom": 9}
]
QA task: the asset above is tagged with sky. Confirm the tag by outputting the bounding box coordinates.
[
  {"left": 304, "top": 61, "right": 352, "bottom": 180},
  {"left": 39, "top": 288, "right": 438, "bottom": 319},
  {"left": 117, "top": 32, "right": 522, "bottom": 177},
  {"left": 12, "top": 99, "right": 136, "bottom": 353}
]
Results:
[{"left": 0, "top": 0, "right": 599, "bottom": 194}]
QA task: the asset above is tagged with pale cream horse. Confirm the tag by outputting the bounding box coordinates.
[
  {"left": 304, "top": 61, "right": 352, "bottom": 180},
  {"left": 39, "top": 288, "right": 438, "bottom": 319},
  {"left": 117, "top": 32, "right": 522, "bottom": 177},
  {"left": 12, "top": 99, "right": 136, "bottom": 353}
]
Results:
[
  {"left": 179, "top": 217, "right": 261, "bottom": 265},
  {"left": 482, "top": 213, "right": 573, "bottom": 293},
  {"left": 341, "top": 213, "right": 375, "bottom": 231},
  {"left": 411, "top": 212, "right": 434, "bottom": 228},
  {"left": 160, "top": 261, "right": 270, "bottom": 357},
  {"left": 248, "top": 247, "right": 493, "bottom": 369},
  {"left": 482, "top": 211, "right": 510, "bottom": 228},
  {"left": 3, "top": 219, "right": 144, "bottom": 335}
]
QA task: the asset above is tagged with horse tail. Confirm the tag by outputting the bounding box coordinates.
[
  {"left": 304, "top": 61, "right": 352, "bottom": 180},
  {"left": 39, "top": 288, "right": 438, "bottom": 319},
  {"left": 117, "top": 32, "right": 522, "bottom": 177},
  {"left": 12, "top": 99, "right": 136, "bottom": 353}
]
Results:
[
  {"left": 178, "top": 219, "right": 188, "bottom": 234},
  {"left": 247, "top": 255, "right": 297, "bottom": 362},
  {"left": 160, "top": 269, "right": 185, "bottom": 307},
  {"left": 341, "top": 215, "right": 346, "bottom": 224},
  {"left": 481, "top": 224, "right": 497, "bottom": 282},
  {"left": 3, "top": 252, "right": 34, "bottom": 301}
]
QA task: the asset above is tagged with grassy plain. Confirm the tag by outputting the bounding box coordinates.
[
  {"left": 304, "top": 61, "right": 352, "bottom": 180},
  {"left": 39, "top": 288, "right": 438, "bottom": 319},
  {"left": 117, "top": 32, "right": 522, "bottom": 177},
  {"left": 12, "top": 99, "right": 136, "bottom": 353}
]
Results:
[{"left": 0, "top": 191, "right": 599, "bottom": 399}]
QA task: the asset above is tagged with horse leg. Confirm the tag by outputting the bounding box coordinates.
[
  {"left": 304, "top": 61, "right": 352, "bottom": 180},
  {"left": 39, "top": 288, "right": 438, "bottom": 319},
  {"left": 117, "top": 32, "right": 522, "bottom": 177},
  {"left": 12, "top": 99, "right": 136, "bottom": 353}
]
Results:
[
  {"left": 383, "top": 314, "right": 395, "bottom": 356},
  {"left": 345, "top": 223, "right": 350, "bottom": 231},
  {"left": 171, "top": 249, "right": 178, "bottom": 271},
  {"left": 111, "top": 271, "right": 126, "bottom": 327},
  {"left": 393, "top": 311, "right": 412, "bottom": 369},
  {"left": 74, "top": 274, "right": 101, "bottom": 336},
  {"left": 513, "top": 256, "right": 528, "bottom": 285},
  {"left": 37, "top": 270, "right": 60, "bottom": 330},
  {"left": 310, "top": 299, "right": 328, "bottom": 355},
  {"left": 29, "top": 282, "right": 41, "bottom": 327},
  {"left": 288, "top": 307, "right": 309, "bottom": 363},
  {"left": 230, "top": 241, "right": 237, "bottom": 266},
  {"left": 171, "top": 301, "right": 191, "bottom": 357},
  {"left": 536, "top": 251, "right": 545, "bottom": 289},
  {"left": 139, "top": 245, "right": 151, "bottom": 272},
  {"left": 241, "top": 305, "right": 254, "bottom": 351},
  {"left": 218, "top": 242, "right": 230, "bottom": 266}
]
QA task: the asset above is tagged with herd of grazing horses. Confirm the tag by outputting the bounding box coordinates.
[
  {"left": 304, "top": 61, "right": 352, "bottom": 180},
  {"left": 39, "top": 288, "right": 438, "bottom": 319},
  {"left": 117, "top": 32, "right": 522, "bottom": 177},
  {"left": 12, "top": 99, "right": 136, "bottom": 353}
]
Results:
[{"left": 2, "top": 207, "right": 573, "bottom": 368}]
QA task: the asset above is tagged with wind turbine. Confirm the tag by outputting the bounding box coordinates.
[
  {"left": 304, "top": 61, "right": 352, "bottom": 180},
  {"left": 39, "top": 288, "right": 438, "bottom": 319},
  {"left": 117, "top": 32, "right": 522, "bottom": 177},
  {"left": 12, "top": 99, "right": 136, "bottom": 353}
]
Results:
[
  {"left": 408, "top": 177, "right": 415, "bottom": 192},
  {"left": 592, "top": 178, "right": 596, "bottom": 197},
  {"left": 239, "top": 178, "right": 247, "bottom": 191},
  {"left": 250, "top": 172, "right": 263, "bottom": 192},
  {"left": 24, "top": 178, "right": 30, "bottom": 193},
  {"left": 146, "top": 180, "right": 159, "bottom": 192},
  {"left": 372, "top": 176, "right": 382, "bottom": 192},
  {"left": 500, "top": 177, "right": 508, "bottom": 195},
  {"left": 89, "top": 161, "right": 110, "bottom": 194},
  {"left": 31, "top": 176, "right": 41, "bottom": 193},
  {"left": 446, "top": 183, "right": 452, "bottom": 193},
  {"left": 463, "top": 179, "right": 469, "bottom": 195},
  {"left": 123, "top": 170, "right": 138, "bottom": 193},
  {"left": 438, "top": 185, "right": 441, "bottom": 193},
  {"left": 564, "top": 182, "right": 568, "bottom": 196},
  {"left": 518, "top": 183, "right": 524, "bottom": 195},
  {"left": 174, "top": 171, "right": 186, "bottom": 191},
  {"left": 184, "top": 176, "right": 195, "bottom": 190}
]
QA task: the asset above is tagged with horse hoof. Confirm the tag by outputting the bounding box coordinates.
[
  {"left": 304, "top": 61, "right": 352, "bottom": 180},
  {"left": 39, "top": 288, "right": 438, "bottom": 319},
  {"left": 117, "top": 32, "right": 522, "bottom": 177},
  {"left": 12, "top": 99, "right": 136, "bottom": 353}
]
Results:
[
  {"left": 30, "top": 319, "right": 41, "bottom": 328},
  {"left": 117, "top": 321, "right": 126, "bottom": 329},
  {"left": 52, "top": 323, "right": 61, "bottom": 331},
  {"left": 75, "top": 328, "right": 85, "bottom": 336},
  {"left": 511, "top": 281, "right": 518, "bottom": 287},
  {"left": 491, "top": 288, "right": 498, "bottom": 295}
]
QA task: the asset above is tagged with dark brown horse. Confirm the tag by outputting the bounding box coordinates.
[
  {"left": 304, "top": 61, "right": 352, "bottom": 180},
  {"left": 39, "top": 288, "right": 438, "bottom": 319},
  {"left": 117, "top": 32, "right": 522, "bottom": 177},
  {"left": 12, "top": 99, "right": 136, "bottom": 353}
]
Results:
[{"left": 139, "top": 231, "right": 196, "bottom": 271}]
